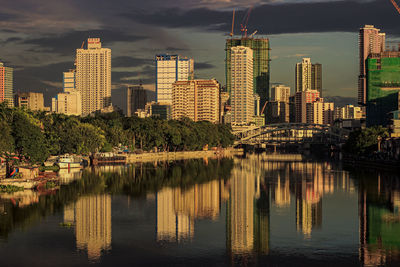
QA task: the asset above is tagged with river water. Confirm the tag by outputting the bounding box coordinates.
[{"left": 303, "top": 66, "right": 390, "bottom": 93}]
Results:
[{"left": 0, "top": 154, "right": 399, "bottom": 266}]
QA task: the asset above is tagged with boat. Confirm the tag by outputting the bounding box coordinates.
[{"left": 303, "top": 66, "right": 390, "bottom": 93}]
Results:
[{"left": 55, "top": 155, "right": 82, "bottom": 169}]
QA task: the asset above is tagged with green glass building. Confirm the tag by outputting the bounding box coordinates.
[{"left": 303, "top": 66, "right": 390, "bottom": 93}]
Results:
[
  {"left": 366, "top": 52, "right": 400, "bottom": 127},
  {"left": 225, "top": 38, "right": 271, "bottom": 108}
]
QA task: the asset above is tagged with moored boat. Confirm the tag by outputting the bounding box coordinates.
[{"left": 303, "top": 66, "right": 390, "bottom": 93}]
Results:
[{"left": 55, "top": 155, "right": 82, "bottom": 169}]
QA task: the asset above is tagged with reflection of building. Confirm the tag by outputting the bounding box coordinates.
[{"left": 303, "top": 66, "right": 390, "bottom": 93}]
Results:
[
  {"left": 227, "top": 157, "right": 269, "bottom": 256},
  {"left": 64, "top": 195, "right": 112, "bottom": 261},
  {"left": 156, "top": 180, "right": 229, "bottom": 242},
  {"left": 274, "top": 174, "right": 291, "bottom": 207}
]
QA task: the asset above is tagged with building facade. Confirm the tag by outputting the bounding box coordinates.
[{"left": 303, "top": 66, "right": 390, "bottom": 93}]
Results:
[
  {"left": 127, "top": 85, "right": 147, "bottom": 117},
  {"left": 366, "top": 51, "right": 400, "bottom": 127},
  {"left": 172, "top": 79, "right": 220, "bottom": 123},
  {"left": 359, "top": 25, "right": 386, "bottom": 105},
  {"left": 0, "top": 62, "right": 13, "bottom": 107},
  {"left": 230, "top": 46, "right": 254, "bottom": 124},
  {"left": 225, "top": 38, "right": 270, "bottom": 109},
  {"left": 307, "top": 101, "right": 334, "bottom": 125},
  {"left": 334, "top": 105, "right": 363, "bottom": 120},
  {"left": 311, "top": 63, "right": 322, "bottom": 96},
  {"left": 295, "top": 90, "right": 320, "bottom": 123},
  {"left": 155, "top": 54, "right": 194, "bottom": 105},
  {"left": 52, "top": 91, "right": 82, "bottom": 116},
  {"left": 75, "top": 38, "right": 111, "bottom": 116},
  {"left": 271, "top": 85, "right": 290, "bottom": 102},
  {"left": 15, "top": 92, "right": 45, "bottom": 111},
  {"left": 295, "top": 58, "right": 312, "bottom": 92},
  {"left": 63, "top": 70, "right": 76, "bottom": 93}
]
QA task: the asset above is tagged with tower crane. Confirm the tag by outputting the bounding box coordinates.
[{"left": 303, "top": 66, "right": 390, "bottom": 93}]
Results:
[
  {"left": 390, "top": 0, "right": 400, "bottom": 14},
  {"left": 240, "top": 7, "right": 253, "bottom": 38}
]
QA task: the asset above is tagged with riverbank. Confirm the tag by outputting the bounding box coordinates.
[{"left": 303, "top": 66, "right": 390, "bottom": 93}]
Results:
[
  {"left": 343, "top": 154, "right": 400, "bottom": 172},
  {"left": 126, "top": 148, "right": 243, "bottom": 163}
]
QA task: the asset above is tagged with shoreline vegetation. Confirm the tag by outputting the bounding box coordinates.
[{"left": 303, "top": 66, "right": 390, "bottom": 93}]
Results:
[{"left": 0, "top": 103, "right": 235, "bottom": 167}]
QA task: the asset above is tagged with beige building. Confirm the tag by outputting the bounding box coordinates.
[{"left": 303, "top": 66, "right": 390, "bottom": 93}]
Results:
[
  {"left": 15, "top": 92, "right": 45, "bottom": 111},
  {"left": 271, "top": 85, "right": 290, "bottom": 102},
  {"left": 230, "top": 46, "right": 254, "bottom": 124},
  {"left": 52, "top": 91, "right": 82, "bottom": 116},
  {"left": 334, "top": 105, "right": 363, "bottom": 120},
  {"left": 172, "top": 79, "right": 220, "bottom": 123},
  {"left": 76, "top": 38, "right": 111, "bottom": 116},
  {"left": 307, "top": 101, "right": 334, "bottom": 125}
]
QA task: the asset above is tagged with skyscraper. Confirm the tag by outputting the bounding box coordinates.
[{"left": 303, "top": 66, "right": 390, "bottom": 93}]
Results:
[
  {"left": 359, "top": 25, "right": 386, "bottom": 105},
  {"left": 127, "top": 85, "right": 147, "bottom": 117},
  {"left": 155, "top": 54, "right": 194, "bottom": 105},
  {"left": 230, "top": 46, "right": 254, "bottom": 124},
  {"left": 0, "top": 62, "right": 13, "bottom": 107},
  {"left": 295, "top": 58, "right": 312, "bottom": 92},
  {"left": 225, "top": 38, "right": 270, "bottom": 108},
  {"left": 172, "top": 79, "right": 220, "bottom": 123},
  {"left": 63, "top": 70, "right": 76, "bottom": 93},
  {"left": 311, "top": 63, "right": 322, "bottom": 96},
  {"left": 75, "top": 38, "right": 111, "bottom": 116},
  {"left": 296, "top": 58, "right": 322, "bottom": 95}
]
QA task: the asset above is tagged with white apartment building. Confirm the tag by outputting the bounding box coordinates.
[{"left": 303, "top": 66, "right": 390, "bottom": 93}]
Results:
[
  {"left": 295, "top": 58, "right": 312, "bottom": 92},
  {"left": 271, "top": 85, "right": 291, "bottom": 102},
  {"left": 63, "top": 70, "right": 76, "bottom": 93},
  {"left": 156, "top": 54, "right": 194, "bottom": 105},
  {"left": 334, "top": 105, "right": 364, "bottom": 120},
  {"left": 52, "top": 91, "right": 82, "bottom": 116},
  {"left": 230, "top": 46, "right": 254, "bottom": 124},
  {"left": 75, "top": 38, "right": 111, "bottom": 116},
  {"left": 307, "top": 101, "right": 334, "bottom": 125}
]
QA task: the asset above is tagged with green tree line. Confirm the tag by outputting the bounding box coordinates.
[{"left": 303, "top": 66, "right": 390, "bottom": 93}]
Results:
[{"left": 0, "top": 103, "right": 235, "bottom": 163}]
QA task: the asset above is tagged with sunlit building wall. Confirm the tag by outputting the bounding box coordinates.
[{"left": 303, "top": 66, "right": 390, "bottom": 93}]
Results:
[
  {"left": 0, "top": 62, "right": 13, "bottom": 107},
  {"left": 76, "top": 38, "right": 111, "bottom": 116}
]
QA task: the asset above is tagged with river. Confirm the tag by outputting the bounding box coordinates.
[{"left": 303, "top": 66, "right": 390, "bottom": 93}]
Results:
[{"left": 0, "top": 154, "right": 399, "bottom": 266}]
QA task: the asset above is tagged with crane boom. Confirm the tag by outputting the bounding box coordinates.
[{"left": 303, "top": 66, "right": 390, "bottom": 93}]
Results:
[
  {"left": 390, "top": 0, "right": 400, "bottom": 14},
  {"left": 230, "top": 9, "right": 235, "bottom": 37}
]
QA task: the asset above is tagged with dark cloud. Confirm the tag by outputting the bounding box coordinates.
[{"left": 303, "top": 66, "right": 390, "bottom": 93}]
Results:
[
  {"left": 22, "top": 30, "right": 148, "bottom": 56},
  {"left": 0, "top": 12, "right": 18, "bottom": 21},
  {"left": 113, "top": 56, "right": 152, "bottom": 68},
  {"left": 194, "top": 62, "right": 215, "bottom": 70},
  {"left": 125, "top": 0, "right": 400, "bottom": 36}
]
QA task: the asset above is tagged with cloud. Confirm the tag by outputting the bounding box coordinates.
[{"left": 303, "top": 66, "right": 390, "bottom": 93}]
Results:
[{"left": 125, "top": 0, "right": 400, "bottom": 36}]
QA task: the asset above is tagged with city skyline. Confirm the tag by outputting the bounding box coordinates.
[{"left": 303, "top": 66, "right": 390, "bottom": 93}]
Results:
[{"left": 1, "top": 0, "right": 400, "bottom": 106}]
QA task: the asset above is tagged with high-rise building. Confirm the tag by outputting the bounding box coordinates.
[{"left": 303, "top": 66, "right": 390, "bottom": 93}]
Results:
[
  {"left": 155, "top": 54, "right": 194, "bottom": 105},
  {"left": 295, "top": 58, "right": 312, "bottom": 92},
  {"left": 271, "top": 85, "right": 290, "bottom": 102},
  {"left": 172, "top": 79, "right": 220, "bottom": 123},
  {"left": 15, "top": 92, "right": 45, "bottom": 111},
  {"left": 225, "top": 38, "right": 270, "bottom": 108},
  {"left": 127, "top": 85, "right": 147, "bottom": 117},
  {"left": 52, "top": 91, "right": 82, "bottom": 116},
  {"left": 266, "top": 101, "right": 290, "bottom": 124},
  {"left": 359, "top": 25, "right": 386, "bottom": 105},
  {"left": 63, "top": 70, "right": 76, "bottom": 93},
  {"left": 75, "top": 38, "right": 111, "bottom": 116},
  {"left": 295, "top": 90, "right": 320, "bottom": 123},
  {"left": 0, "top": 62, "right": 13, "bottom": 107},
  {"left": 230, "top": 46, "right": 254, "bottom": 124},
  {"left": 307, "top": 101, "right": 334, "bottom": 125},
  {"left": 366, "top": 50, "right": 400, "bottom": 127},
  {"left": 311, "top": 63, "right": 322, "bottom": 96},
  {"left": 147, "top": 102, "right": 172, "bottom": 120}
]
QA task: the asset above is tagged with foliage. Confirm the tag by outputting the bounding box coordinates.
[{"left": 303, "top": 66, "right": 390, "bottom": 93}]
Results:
[
  {"left": 343, "top": 126, "right": 389, "bottom": 155},
  {"left": 0, "top": 185, "right": 24, "bottom": 193},
  {"left": 0, "top": 106, "right": 235, "bottom": 163}
]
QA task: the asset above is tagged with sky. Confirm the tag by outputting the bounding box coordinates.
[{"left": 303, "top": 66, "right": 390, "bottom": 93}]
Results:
[{"left": 1, "top": 0, "right": 400, "bottom": 107}]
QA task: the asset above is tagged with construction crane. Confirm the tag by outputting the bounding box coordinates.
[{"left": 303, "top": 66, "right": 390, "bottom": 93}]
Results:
[
  {"left": 81, "top": 41, "right": 85, "bottom": 49},
  {"left": 260, "top": 101, "right": 268, "bottom": 116},
  {"left": 230, "top": 9, "right": 235, "bottom": 37},
  {"left": 390, "top": 0, "right": 400, "bottom": 14},
  {"left": 240, "top": 7, "right": 253, "bottom": 38},
  {"left": 249, "top": 30, "right": 258, "bottom": 39}
]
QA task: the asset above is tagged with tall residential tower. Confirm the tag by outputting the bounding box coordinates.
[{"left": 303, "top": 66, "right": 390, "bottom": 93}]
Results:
[
  {"left": 0, "top": 62, "right": 13, "bottom": 107},
  {"left": 155, "top": 54, "right": 194, "bottom": 105},
  {"left": 75, "top": 38, "right": 111, "bottom": 116},
  {"left": 359, "top": 25, "right": 386, "bottom": 105},
  {"left": 226, "top": 38, "right": 270, "bottom": 108}
]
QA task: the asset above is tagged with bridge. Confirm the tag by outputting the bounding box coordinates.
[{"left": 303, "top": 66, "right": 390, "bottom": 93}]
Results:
[{"left": 233, "top": 123, "right": 349, "bottom": 146}]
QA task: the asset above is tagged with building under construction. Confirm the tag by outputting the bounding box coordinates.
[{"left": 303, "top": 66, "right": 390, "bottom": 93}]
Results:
[
  {"left": 366, "top": 51, "right": 400, "bottom": 127},
  {"left": 225, "top": 38, "right": 271, "bottom": 109}
]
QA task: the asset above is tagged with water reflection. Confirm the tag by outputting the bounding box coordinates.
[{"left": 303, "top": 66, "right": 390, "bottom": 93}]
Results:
[
  {"left": 63, "top": 195, "right": 112, "bottom": 261},
  {"left": 157, "top": 180, "right": 230, "bottom": 242},
  {"left": 1, "top": 156, "right": 400, "bottom": 266}
]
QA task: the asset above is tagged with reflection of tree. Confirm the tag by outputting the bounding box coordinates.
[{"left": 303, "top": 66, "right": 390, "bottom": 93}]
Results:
[
  {"left": 0, "top": 158, "right": 234, "bottom": 240},
  {"left": 358, "top": 172, "right": 400, "bottom": 266}
]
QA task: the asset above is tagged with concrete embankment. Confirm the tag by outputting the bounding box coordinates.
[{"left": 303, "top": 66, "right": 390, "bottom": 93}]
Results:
[{"left": 126, "top": 148, "right": 243, "bottom": 163}]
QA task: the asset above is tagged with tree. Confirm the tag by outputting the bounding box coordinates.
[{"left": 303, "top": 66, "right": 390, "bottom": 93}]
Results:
[{"left": 343, "top": 126, "right": 389, "bottom": 155}]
